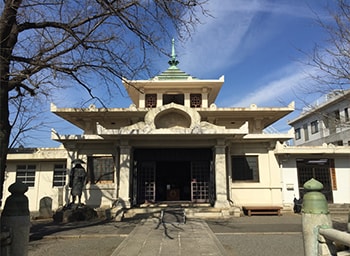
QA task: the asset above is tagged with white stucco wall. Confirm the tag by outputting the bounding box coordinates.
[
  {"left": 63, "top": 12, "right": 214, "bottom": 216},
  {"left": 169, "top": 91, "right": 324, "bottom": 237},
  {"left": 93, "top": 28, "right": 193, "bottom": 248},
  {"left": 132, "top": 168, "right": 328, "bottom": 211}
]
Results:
[
  {"left": 279, "top": 155, "right": 350, "bottom": 205},
  {"left": 333, "top": 157, "right": 350, "bottom": 203},
  {"left": 279, "top": 158, "right": 299, "bottom": 209},
  {"left": 3, "top": 161, "right": 67, "bottom": 213},
  {"left": 229, "top": 143, "right": 283, "bottom": 207}
]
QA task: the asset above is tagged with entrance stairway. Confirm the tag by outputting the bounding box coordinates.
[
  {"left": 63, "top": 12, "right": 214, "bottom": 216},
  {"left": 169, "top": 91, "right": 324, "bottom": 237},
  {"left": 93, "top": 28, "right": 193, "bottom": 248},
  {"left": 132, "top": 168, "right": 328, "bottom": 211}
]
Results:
[
  {"left": 122, "top": 202, "right": 230, "bottom": 220},
  {"left": 328, "top": 204, "right": 350, "bottom": 216}
]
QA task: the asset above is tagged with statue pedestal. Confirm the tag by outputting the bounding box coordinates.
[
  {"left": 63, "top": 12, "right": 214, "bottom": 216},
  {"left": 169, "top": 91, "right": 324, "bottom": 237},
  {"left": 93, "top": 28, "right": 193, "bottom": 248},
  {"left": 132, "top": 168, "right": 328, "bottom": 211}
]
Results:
[{"left": 53, "top": 204, "right": 97, "bottom": 223}]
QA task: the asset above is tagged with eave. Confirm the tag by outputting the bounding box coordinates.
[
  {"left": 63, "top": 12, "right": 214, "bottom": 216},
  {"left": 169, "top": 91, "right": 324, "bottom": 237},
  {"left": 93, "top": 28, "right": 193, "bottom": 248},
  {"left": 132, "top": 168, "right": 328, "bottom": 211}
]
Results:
[{"left": 122, "top": 76, "right": 224, "bottom": 106}]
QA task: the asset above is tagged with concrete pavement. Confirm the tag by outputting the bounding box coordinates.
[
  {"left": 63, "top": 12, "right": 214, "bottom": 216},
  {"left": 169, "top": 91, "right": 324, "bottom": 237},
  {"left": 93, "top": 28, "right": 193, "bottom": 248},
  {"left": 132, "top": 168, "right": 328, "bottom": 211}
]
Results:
[
  {"left": 111, "top": 217, "right": 228, "bottom": 256},
  {"left": 28, "top": 212, "right": 348, "bottom": 256}
]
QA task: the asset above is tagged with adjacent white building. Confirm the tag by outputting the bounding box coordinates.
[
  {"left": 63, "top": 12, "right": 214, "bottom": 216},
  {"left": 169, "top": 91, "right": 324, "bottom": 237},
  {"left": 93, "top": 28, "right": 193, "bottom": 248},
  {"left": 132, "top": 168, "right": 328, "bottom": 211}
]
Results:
[{"left": 289, "top": 90, "right": 350, "bottom": 146}]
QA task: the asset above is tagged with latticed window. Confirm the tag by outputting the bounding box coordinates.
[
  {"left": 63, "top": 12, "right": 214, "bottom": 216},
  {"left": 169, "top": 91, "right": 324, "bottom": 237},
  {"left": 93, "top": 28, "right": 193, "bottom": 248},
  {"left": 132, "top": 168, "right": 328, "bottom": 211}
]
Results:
[
  {"left": 16, "top": 164, "right": 36, "bottom": 187},
  {"left": 53, "top": 164, "right": 67, "bottom": 187},
  {"left": 145, "top": 94, "right": 157, "bottom": 108},
  {"left": 190, "top": 94, "right": 202, "bottom": 107}
]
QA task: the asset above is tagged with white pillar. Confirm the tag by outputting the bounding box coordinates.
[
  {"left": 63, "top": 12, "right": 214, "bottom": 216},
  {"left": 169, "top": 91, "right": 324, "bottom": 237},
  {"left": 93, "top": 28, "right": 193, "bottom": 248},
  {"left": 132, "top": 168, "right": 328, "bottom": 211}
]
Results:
[
  {"left": 157, "top": 93, "right": 162, "bottom": 107},
  {"left": 139, "top": 93, "right": 145, "bottom": 108},
  {"left": 184, "top": 93, "right": 190, "bottom": 107},
  {"left": 118, "top": 145, "right": 132, "bottom": 208},
  {"left": 202, "top": 89, "right": 208, "bottom": 108},
  {"left": 214, "top": 142, "right": 230, "bottom": 208}
]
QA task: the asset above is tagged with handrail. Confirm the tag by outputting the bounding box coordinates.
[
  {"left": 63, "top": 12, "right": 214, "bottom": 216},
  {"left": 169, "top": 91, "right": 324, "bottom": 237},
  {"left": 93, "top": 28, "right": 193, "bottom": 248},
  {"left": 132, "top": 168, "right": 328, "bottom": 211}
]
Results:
[{"left": 319, "top": 227, "right": 350, "bottom": 247}]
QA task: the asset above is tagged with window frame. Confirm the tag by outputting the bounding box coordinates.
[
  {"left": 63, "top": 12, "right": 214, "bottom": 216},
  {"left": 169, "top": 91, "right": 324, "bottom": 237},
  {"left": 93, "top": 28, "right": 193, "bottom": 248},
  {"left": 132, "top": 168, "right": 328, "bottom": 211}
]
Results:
[
  {"left": 16, "top": 164, "right": 36, "bottom": 187},
  {"left": 345, "top": 108, "right": 349, "bottom": 122},
  {"left": 163, "top": 94, "right": 184, "bottom": 105},
  {"left": 231, "top": 155, "right": 259, "bottom": 182},
  {"left": 310, "top": 120, "right": 319, "bottom": 134},
  {"left": 295, "top": 128, "right": 301, "bottom": 140},
  {"left": 190, "top": 94, "right": 202, "bottom": 108},
  {"left": 145, "top": 94, "right": 157, "bottom": 108},
  {"left": 53, "top": 163, "right": 67, "bottom": 187},
  {"left": 87, "top": 156, "right": 115, "bottom": 184}
]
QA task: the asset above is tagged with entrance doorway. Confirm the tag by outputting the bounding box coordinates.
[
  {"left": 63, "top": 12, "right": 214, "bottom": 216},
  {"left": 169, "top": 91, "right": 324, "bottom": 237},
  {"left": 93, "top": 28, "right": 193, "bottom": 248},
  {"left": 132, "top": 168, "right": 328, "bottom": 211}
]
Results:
[
  {"left": 297, "top": 158, "right": 334, "bottom": 202},
  {"left": 156, "top": 161, "right": 191, "bottom": 201},
  {"left": 134, "top": 148, "right": 213, "bottom": 205}
]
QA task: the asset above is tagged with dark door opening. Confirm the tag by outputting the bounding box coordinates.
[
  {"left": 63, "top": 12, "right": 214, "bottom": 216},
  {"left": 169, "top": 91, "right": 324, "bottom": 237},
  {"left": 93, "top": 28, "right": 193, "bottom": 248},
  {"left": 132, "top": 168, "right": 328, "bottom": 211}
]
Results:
[
  {"left": 297, "top": 158, "right": 334, "bottom": 202},
  {"left": 156, "top": 161, "right": 191, "bottom": 201},
  {"left": 134, "top": 148, "right": 213, "bottom": 204}
]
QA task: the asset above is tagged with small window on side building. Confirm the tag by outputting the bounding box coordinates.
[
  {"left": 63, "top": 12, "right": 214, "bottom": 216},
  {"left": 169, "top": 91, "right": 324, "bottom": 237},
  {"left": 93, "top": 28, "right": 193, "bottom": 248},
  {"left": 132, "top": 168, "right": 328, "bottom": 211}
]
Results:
[
  {"left": 53, "top": 164, "right": 67, "bottom": 187},
  {"left": 345, "top": 108, "right": 349, "bottom": 122},
  {"left": 311, "top": 120, "right": 319, "bottom": 134},
  {"left": 16, "top": 164, "right": 36, "bottom": 187},
  {"left": 295, "top": 128, "right": 301, "bottom": 140}
]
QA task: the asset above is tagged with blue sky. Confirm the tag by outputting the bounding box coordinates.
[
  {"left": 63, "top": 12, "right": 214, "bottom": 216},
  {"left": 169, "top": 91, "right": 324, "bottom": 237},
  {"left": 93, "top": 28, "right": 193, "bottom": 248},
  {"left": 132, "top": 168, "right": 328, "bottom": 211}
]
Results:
[{"left": 24, "top": 0, "right": 335, "bottom": 147}]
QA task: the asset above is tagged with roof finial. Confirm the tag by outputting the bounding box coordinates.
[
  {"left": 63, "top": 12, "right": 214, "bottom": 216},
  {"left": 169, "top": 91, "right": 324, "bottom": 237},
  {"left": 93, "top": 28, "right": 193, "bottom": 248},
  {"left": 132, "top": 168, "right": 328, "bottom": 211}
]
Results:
[{"left": 168, "top": 38, "right": 179, "bottom": 67}]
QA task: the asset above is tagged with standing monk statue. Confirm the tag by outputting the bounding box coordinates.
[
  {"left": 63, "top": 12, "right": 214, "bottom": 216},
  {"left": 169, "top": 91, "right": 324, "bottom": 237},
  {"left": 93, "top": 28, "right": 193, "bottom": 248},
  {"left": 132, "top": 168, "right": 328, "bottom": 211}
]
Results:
[{"left": 69, "top": 162, "right": 87, "bottom": 206}]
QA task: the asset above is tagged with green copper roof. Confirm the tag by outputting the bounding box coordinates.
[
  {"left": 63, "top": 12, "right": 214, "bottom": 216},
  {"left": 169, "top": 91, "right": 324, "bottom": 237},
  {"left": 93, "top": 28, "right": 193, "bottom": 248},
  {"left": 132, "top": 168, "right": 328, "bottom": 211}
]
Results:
[{"left": 152, "top": 39, "right": 197, "bottom": 80}]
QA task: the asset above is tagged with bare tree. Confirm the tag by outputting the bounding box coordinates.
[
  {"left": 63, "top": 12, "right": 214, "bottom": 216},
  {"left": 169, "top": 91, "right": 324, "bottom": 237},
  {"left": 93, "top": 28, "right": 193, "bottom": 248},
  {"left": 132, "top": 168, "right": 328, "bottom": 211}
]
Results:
[
  {"left": 0, "top": 0, "right": 208, "bottom": 205},
  {"left": 307, "top": 0, "right": 350, "bottom": 92},
  {"left": 289, "top": 0, "right": 350, "bottom": 145}
]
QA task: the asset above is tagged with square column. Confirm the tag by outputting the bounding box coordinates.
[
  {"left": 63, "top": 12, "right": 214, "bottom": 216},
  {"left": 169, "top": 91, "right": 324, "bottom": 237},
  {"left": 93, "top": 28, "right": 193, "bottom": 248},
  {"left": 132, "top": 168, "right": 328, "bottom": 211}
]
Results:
[
  {"left": 214, "top": 142, "right": 230, "bottom": 208},
  {"left": 202, "top": 88, "right": 208, "bottom": 108},
  {"left": 184, "top": 93, "right": 190, "bottom": 107},
  {"left": 157, "top": 93, "right": 162, "bottom": 107},
  {"left": 118, "top": 145, "right": 132, "bottom": 208}
]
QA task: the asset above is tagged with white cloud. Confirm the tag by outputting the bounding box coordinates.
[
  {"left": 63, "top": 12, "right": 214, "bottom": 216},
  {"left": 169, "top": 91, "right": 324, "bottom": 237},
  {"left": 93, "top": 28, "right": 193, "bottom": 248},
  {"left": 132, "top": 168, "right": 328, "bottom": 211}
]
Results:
[
  {"left": 177, "top": 0, "right": 319, "bottom": 77},
  {"left": 229, "top": 64, "right": 318, "bottom": 107}
]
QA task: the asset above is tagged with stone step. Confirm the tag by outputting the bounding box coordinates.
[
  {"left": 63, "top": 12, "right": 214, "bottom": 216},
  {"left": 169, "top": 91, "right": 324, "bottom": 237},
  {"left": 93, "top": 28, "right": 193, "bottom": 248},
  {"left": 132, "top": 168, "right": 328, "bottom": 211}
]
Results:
[
  {"left": 328, "top": 204, "right": 350, "bottom": 215},
  {"left": 122, "top": 205, "right": 228, "bottom": 219}
]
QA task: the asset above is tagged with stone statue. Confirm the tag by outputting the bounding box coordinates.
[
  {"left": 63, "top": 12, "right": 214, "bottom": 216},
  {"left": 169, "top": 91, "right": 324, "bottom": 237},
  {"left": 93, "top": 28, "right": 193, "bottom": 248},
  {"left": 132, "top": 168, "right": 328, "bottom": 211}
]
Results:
[{"left": 69, "top": 162, "right": 87, "bottom": 205}]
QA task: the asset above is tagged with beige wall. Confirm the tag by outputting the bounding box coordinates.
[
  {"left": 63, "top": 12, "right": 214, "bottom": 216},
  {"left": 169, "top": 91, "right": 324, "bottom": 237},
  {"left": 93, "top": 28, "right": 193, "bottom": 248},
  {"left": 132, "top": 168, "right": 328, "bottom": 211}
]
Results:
[
  {"left": 4, "top": 161, "right": 66, "bottom": 213},
  {"left": 228, "top": 142, "right": 283, "bottom": 207}
]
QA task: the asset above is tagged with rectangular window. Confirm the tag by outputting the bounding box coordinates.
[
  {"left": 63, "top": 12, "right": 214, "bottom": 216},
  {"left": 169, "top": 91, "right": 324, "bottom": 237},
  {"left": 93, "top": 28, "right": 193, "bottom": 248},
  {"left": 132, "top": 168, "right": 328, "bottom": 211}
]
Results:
[
  {"left": 232, "top": 156, "right": 259, "bottom": 182},
  {"left": 334, "top": 110, "right": 340, "bottom": 122},
  {"left": 53, "top": 164, "right": 67, "bottom": 187},
  {"left": 190, "top": 94, "right": 202, "bottom": 108},
  {"left": 163, "top": 94, "right": 184, "bottom": 105},
  {"left": 87, "top": 156, "right": 114, "bottom": 184},
  {"left": 295, "top": 128, "right": 301, "bottom": 140},
  {"left": 16, "top": 164, "right": 36, "bottom": 187},
  {"left": 311, "top": 120, "right": 319, "bottom": 134},
  {"left": 145, "top": 94, "right": 157, "bottom": 108},
  {"left": 335, "top": 140, "right": 343, "bottom": 146},
  {"left": 303, "top": 124, "right": 309, "bottom": 141},
  {"left": 345, "top": 108, "right": 349, "bottom": 122}
]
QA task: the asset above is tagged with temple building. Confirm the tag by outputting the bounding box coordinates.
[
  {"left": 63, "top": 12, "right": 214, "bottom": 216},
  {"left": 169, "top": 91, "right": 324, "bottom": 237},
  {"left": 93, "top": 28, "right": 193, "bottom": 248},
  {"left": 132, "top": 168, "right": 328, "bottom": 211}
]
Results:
[
  {"left": 49, "top": 41, "right": 294, "bottom": 211},
  {"left": 4, "top": 42, "right": 349, "bottom": 217}
]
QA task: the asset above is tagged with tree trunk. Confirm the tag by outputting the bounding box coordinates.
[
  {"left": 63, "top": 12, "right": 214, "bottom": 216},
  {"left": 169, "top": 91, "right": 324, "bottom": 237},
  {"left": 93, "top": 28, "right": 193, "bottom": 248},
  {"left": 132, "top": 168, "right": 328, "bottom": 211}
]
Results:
[
  {"left": 0, "top": 0, "right": 22, "bottom": 206},
  {"left": 0, "top": 86, "right": 11, "bottom": 207}
]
